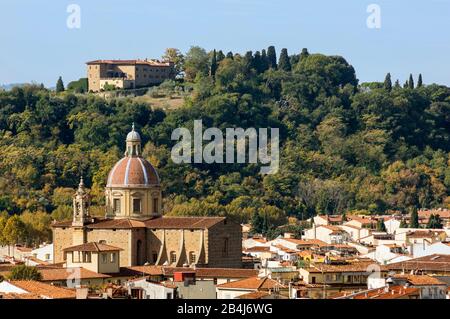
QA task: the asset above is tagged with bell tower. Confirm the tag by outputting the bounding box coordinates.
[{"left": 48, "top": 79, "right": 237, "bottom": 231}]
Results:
[{"left": 72, "top": 177, "right": 91, "bottom": 227}]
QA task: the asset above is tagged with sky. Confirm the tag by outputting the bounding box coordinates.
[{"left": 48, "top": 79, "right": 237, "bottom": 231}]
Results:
[{"left": 0, "top": 0, "right": 449, "bottom": 87}]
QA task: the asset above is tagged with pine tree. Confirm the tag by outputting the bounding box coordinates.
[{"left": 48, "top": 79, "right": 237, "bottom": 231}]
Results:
[
  {"left": 408, "top": 74, "right": 414, "bottom": 89},
  {"left": 267, "top": 46, "right": 277, "bottom": 69},
  {"left": 56, "top": 76, "right": 65, "bottom": 93},
  {"left": 384, "top": 73, "right": 392, "bottom": 91},
  {"left": 417, "top": 74, "right": 423, "bottom": 88},
  {"left": 409, "top": 207, "right": 419, "bottom": 228},
  {"left": 210, "top": 49, "right": 218, "bottom": 78},
  {"left": 278, "top": 48, "right": 291, "bottom": 71},
  {"left": 216, "top": 50, "right": 225, "bottom": 62},
  {"left": 226, "top": 51, "right": 234, "bottom": 59}
]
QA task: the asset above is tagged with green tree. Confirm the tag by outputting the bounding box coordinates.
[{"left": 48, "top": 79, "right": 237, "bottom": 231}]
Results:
[
  {"left": 376, "top": 219, "right": 387, "bottom": 232},
  {"left": 216, "top": 50, "right": 225, "bottom": 62},
  {"left": 417, "top": 74, "right": 423, "bottom": 88},
  {"left": 260, "top": 49, "right": 269, "bottom": 72},
  {"left": 8, "top": 265, "right": 42, "bottom": 281},
  {"left": 394, "top": 79, "right": 401, "bottom": 89},
  {"left": 251, "top": 212, "right": 264, "bottom": 234},
  {"left": 210, "top": 49, "right": 218, "bottom": 78},
  {"left": 299, "top": 48, "right": 309, "bottom": 61},
  {"left": 56, "top": 76, "right": 65, "bottom": 93},
  {"left": 184, "top": 46, "right": 209, "bottom": 81},
  {"left": 400, "top": 219, "right": 408, "bottom": 228},
  {"left": 3, "top": 215, "right": 27, "bottom": 255},
  {"left": 427, "top": 214, "right": 443, "bottom": 229},
  {"left": 267, "top": 46, "right": 277, "bottom": 69},
  {"left": 384, "top": 73, "right": 392, "bottom": 91},
  {"left": 278, "top": 48, "right": 291, "bottom": 71},
  {"left": 162, "top": 48, "right": 185, "bottom": 77},
  {"left": 408, "top": 74, "right": 414, "bottom": 89},
  {"left": 409, "top": 207, "right": 419, "bottom": 228},
  {"left": 226, "top": 51, "right": 234, "bottom": 59}
]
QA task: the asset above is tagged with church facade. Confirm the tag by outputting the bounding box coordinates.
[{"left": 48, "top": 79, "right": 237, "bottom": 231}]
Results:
[{"left": 52, "top": 126, "right": 242, "bottom": 268}]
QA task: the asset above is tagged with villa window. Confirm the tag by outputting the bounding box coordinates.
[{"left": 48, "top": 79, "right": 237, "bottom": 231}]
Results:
[
  {"left": 101, "top": 253, "right": 107, "bottom": 264},
  {"left": 170, "top": 251, "right": 177, "bottom": 263},
  {"left": 133, "top": 198, "right": 142, "bottom": 213},
  {"left": 110, "top": 253, "right": 116, "bottom": 263},
  {"left": 113, "top": 198, "right": 121, "bottom": 213},
  {"left": 152, "top": 251, "right": 158, "bottom": 263}
]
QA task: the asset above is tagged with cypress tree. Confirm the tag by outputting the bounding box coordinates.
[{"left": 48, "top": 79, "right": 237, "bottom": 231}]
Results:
[
  {"left": 261, "top": 49, "right": 269, "bottom": 72},
  {"left": 251, "top": 212, "right": 264, "bottom": 235},
  {"left": 244, "top": 51, "right": 254, "bottom": 72},
  {"left": 394, "top": 79, "right": 401, "bottom": 89},
  {"left": 210, "top": 49, "right": 218, "bottom": 77},
  {"left": 56, "top": 76, "right": 65, "bottom": 93},
  {"left": 417, "top": 74, "right": 423, "bottom": 88},
  {"left": 403, "top": 80, "right": 409, "bottom": 89},
  {"left": 278, "top": 48, "right": 291, "bottom": 71},
  {"left": 409, "top": 207, "right": 419, "bottom": 228},
  {"left": 300, "top": 48, "right": 310, "bottom": 61},
  {"left": 226, "top": 51, "right": 234, "bottom": 59},
  {"left": 216, "top": 50, "right": 225, "bottom": 62},
  {"left": 399, "top": 219, "right": 408, "bottom": 228},
  {"left": 408, "top": 74, "right": 414, "bottom": 89},
  {"left": 376, "top": 219, "right": 387, "bottom": 232},
  {"left": 253, "top": 51, "right": 262, "bottom": 73},
  {"left": 267, "top": 46, "right": 277, "bottom": 69},
  {"left": 384, "top": 73, "right": 392, "bottom": 91}
]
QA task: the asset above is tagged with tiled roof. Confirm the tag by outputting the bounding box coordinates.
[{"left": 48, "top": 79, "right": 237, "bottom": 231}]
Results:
[
  {"left": 418, "top": 209, "right": 450, "bottom": 219},
  {"left": 303, "top": 261, "right": 387, "bottom": 273},
  {"left": 393, "top": 274, "right": 447, "bottom": 286},
  {"left": 387, "top": 254, "right": 450, "bottom": 272},
  {"left": 39, "top": 267, "right": 111, "bottom": 281},
  {"left": 281, "top": 238, "right": 328, "bottom": 247},
  {"left": 86, "top": 59, "right": 172, "bottom": 67},
  {"left": 107, "top": 156, "right": 160, "bottom": 187},
  {"left": 118, "top": 266, "right": 259, "bottom": 279},
  {"left": 406, "top": 230, "right": 445, "bottom": 238},
  {"left": 9, "top": 280, "right": 76, "bottom": 299},
  {"left": 237, "top": 291, "right": 271, "bottom": 299},
  {"left": 145, "top": 216, "right": 226, "bottom": 229},
  {"left": 336, "top": 286, "right": 420, "bottom": 299},
  {"left": 63, "top": 242, "right": 122, "bottom": 252},
  {"left": 216, "top": 276, "right": 287, "bottom": 290},
  {"left": 244, "top": 246, "right": 271, "bottom": 252}
]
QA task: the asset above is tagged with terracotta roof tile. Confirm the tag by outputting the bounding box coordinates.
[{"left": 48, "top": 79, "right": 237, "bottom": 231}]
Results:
[
  {"left": 217, "top": 276, "right": 286, "bottom": 290},
  {"left": 145, "top": 216, "right": 226, "bottom": 229},
  {"left": 9, "top": 281, "right": 76, "bottom": 299},
  {"left": 63, "top": 242, "right": 122, "bottom": 252},
  {"left": 39, "top": 267, "right": 110, "bottom": 281}
]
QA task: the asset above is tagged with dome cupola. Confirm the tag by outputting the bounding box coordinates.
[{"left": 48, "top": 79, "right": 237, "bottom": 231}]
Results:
[{"left": 105, "top": 125, "right": 162, "bottom": 220}]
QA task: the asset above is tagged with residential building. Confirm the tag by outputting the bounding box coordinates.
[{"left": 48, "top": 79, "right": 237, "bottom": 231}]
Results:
[
  {"left": 216, "top": 276, "right": 287, "bottom": 299},
  {"left": 87, "top": 59, "right": 174, "bottom": 92}
]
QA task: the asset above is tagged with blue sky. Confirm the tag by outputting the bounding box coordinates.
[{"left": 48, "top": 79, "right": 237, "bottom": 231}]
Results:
[{"left": 0, "top": 0, "right": 449, "bottom": 86}]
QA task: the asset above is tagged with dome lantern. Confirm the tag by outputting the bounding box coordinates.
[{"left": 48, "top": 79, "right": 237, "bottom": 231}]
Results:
[{"left": 125, "top": 123, "right": 142, "bottom": 157}]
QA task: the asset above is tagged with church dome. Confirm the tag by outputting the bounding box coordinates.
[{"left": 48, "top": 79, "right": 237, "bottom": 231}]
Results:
[
  {"left": 106, "top": 124, "right": 160, "bottom": 188},
  {"left": 107, "top": 157, "right": 160, "bottom": 187}
]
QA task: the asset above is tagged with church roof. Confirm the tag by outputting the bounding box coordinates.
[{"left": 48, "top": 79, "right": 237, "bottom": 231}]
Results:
[
  {"left": 144, "top": 216, "right": 226, "bottom": 229},
  {"left": 106, "top": 156, "right": 160, "bottom": 187},
  {"left": 63, "top": 242, "right": 123, "bottom": 252},
  {"left": 52, "top": 216, "right": 228, "bottom": 230}
]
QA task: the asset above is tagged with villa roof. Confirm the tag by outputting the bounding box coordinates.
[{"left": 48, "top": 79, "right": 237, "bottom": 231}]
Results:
[
  {"left": 63, "top": 242, "right": 123, "bottom": 253},
  {"left": 393, "top": 274, "right": 447, "bottom": 286},
  {"left": 86, "top": 59, "right": 171, "bottom": 67},
  {"left": 387, "top": 254, "right": 450, "bottom": 272},
  {"left": 39, "top": 267, "right": 111, "bottom": 281}
]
